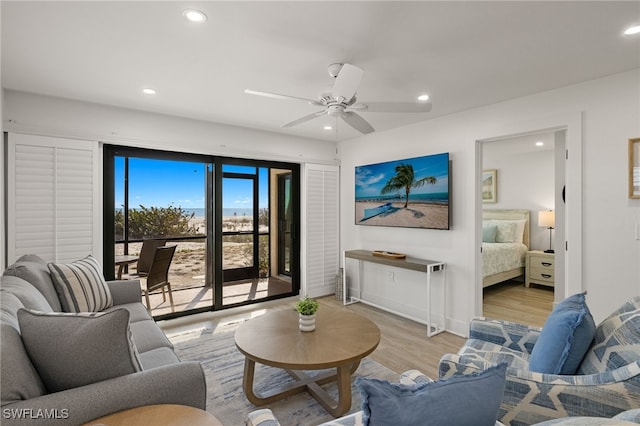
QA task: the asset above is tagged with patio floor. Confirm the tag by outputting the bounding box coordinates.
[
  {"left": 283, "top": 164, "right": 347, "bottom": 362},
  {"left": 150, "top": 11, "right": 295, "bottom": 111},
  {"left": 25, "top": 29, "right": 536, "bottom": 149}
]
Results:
[{"left": 145, "top": 276, "right": 293, "bottom": 317}]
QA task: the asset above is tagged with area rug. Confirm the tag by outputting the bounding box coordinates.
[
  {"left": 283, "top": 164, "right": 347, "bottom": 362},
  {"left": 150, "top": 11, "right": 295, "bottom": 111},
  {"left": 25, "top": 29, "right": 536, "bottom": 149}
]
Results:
[{"left": 169, "top": 319, "right": 399, "bottom": 426}]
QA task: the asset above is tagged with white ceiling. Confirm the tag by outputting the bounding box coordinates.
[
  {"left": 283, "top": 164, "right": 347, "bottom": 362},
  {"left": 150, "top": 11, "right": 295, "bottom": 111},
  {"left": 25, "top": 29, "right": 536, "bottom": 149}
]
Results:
[{"left": 2, "top": 1, "right": 639, "bottom": 142}]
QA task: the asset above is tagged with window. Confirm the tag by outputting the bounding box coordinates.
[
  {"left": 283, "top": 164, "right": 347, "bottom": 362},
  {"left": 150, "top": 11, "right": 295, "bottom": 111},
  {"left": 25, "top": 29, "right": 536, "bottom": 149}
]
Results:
[{"left": 104, "top": 146, "right": 300, "bottom": 319}]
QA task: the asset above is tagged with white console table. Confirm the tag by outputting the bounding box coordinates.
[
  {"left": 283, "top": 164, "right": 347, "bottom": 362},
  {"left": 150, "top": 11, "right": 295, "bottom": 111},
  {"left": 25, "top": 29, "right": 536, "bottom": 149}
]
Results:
[{"left": 342, "top": 250, "right": 446, "bottom": 337}]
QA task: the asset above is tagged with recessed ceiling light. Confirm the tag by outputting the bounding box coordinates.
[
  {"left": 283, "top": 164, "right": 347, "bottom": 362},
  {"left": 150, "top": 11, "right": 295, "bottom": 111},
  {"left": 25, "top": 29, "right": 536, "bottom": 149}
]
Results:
[
  {"left": 624, "top": 24, "right": 640, "bottom": 35},
  {"left": 417, "top": 94, "right": 430, "bottom": 102},
  {"left": 323, "top": 125, "right": 333, "bottom": 131},
  {"left": 142, "top": 88, "right": 156, "bottom": 95},
  {"left": 183, "top": 9, "right": 207, "bottom": 23},
  {"left": 536, "top": 141, "right": 544, "bottom": 147}
]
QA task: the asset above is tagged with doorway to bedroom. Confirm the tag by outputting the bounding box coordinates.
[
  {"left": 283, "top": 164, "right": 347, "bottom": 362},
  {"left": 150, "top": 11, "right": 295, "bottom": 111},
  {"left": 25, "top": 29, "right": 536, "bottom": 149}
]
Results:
[{"left": 480, "top": 130, "right": 565, "bottom": 326}]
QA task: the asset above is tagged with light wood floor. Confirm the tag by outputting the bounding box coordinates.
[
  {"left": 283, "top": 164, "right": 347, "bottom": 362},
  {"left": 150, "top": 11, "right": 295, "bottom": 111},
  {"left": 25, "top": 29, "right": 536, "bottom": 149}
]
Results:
[
  {"left": 483, "top": 280, "right": 554, "bottom": 328},
  {"left": 161, "top": 280, "right": 553, "bottom": 379}
]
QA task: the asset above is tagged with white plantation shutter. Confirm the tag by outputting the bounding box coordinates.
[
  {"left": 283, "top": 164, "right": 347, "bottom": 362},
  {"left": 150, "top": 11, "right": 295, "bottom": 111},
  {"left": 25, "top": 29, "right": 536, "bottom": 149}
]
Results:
[
  {"left": 302, "top": 163, "right": 339, "bottom": 297},
  {"left": 7, "top": 133, "right": 101, "bottom": 264}
]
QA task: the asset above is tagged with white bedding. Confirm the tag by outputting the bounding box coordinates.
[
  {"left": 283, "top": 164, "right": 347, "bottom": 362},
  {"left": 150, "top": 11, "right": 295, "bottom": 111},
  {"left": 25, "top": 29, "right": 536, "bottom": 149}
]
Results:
[{"left": 482, "top": 242, "right": 528, "bottom": 278}]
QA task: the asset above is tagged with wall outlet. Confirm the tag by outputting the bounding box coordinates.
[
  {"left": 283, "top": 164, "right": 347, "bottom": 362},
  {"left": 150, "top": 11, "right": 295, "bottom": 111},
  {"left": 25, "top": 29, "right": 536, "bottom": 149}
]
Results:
[
  {"left": 636, "top": 223, "right": 640, "bottom": 240},
  {"left": 387, "top": 271, "right": 394, "bottom": 282}
]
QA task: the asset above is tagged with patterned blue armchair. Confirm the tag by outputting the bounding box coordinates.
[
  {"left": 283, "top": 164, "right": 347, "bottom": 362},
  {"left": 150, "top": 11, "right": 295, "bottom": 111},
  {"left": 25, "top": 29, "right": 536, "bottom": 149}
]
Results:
[{"left": 439, "top": 296, "right": 640, "bottom": 426}]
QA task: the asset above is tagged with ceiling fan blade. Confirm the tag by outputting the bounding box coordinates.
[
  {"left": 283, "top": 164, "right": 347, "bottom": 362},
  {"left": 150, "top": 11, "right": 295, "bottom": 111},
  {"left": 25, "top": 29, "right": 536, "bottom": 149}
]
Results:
[
  {"left": 281, "top": 110, "right": 326, "bottom": 128},
  {"left": 340, "top": 111, "right": 375, "bottom": 134},
  {"left": 332, "top": 64, "right": 363, "bottom": 103},
  {"left": 244, "top": 89, "right": 323, "bottom": 106},
  {"left": 350, "top": 102, "right": 432, "bottom": 113}
]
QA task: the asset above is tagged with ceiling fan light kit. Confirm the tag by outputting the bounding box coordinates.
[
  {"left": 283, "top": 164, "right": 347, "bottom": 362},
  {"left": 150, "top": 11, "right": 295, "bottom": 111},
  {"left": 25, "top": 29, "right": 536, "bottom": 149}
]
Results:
[{"left": 245, "top": 63, "right": 432, "bottom": 134}]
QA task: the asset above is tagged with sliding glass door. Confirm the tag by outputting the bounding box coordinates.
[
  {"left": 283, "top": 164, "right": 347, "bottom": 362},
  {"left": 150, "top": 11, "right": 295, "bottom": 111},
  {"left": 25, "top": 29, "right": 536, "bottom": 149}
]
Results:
[
  {"left": 278, "top": 173, "right": 293, "bottom": 277},
  {"left": 104, "top": 146, "right": 300, "bottom": 319},
  {"left": 221, "top": 166, "right": 259, "bottom": 282},
  {"left": 111, "top": 154, "right": 211, "bottom": 316}
]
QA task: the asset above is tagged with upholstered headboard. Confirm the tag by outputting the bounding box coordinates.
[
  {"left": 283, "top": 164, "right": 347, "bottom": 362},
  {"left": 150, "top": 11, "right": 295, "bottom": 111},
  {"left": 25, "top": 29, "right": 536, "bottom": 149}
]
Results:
[{"left": 482, "top": 209, "right": 530, "bottom": 249}]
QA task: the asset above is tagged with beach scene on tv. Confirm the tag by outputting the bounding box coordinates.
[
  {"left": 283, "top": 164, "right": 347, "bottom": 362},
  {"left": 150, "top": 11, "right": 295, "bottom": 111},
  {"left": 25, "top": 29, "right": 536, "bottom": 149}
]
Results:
[{"left": 355, "top": 152, "right": 450, "bottom": 229}]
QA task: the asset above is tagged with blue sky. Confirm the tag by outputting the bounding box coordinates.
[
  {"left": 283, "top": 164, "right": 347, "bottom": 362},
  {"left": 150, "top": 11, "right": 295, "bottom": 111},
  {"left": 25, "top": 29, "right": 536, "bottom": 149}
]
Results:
[
  {"left": 115, "top": 158, "right": 268, "bottom": 209},
  {"left": 355, "top": 153, "right": 449, "bottom": 198}
]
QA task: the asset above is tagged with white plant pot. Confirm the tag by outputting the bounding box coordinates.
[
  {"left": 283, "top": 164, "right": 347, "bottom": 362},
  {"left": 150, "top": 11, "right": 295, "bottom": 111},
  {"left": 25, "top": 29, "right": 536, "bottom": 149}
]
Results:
[{"left": 298, "top": 313, "right": 316, "bottom": 332}]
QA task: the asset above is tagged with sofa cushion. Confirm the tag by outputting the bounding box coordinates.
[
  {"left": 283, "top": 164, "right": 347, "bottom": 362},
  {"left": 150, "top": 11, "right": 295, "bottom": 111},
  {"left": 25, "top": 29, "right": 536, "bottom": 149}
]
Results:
[
  {"left": 529, "top": 292, "right": 596, "bottom": 375},
  {"left": 3, "top": 256, "right": 62, "bottom": 311},
  {"left": 103, "top": 302, "right": 153, "bottom": 324},
  {"left": 17, "top": 308, "right": 142, "bottom": 393},
  {"left": 356, "top": 363, "right": 507, "bottom": 426},
  {"left": 578, "top": 296, "right": 640, "bottom": 375},
  {"left": 138, "top": 347, "right": 181, "bottom": 370},
  {"left": 0, "top": 294, "right": 47, "bottom": 405},
  {"left": 48, "top": 255, "right": 113, "bottom": 312},
  {"left": 0, "top": 276, "right": 53, "bottom": 313},
  {"left": 129, "top": 319, "right": 174, "bottom": 352},
  {"left": 457, "top": 339, "right": 531, "bottom": 370}
]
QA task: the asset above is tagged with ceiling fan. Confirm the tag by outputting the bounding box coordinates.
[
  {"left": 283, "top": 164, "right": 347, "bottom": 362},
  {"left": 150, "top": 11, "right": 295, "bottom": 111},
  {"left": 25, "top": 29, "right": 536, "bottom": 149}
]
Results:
[{"left": 244, "top": 63, "right": 432, "bottom": 134}]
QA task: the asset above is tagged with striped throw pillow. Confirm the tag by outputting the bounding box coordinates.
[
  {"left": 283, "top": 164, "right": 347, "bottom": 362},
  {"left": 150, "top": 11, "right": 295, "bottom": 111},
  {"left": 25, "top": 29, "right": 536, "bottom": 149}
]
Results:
[{"left": 48, "top": 255, "right": 113, "bottom": 312}]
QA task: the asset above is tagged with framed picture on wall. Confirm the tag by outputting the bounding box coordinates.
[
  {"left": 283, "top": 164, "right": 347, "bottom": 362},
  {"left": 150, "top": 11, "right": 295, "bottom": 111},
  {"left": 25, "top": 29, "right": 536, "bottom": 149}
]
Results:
[
  {"left": 482, "top": 169, "right": 497, "bottom": 203},
  {"left": 630, "top": 138, "right": 640, "bottom": 199}
]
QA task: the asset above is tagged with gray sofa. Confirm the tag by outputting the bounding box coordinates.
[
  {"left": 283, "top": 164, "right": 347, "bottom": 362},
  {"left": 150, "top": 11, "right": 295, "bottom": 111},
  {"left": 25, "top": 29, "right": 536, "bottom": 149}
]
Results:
[{"left": 1, "top": 255, "right": 207, "bottom": 425}]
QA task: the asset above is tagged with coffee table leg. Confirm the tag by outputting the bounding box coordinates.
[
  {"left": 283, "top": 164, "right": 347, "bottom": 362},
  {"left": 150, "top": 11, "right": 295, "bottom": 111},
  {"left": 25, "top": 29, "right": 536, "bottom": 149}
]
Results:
[
  {"left": 243, "top": 357, "right": 312, "bottom": 406},
  {"left": 333, "top": 364, "right": 353, "bottom": 417},
  {"left": 242, "top": 358, "right": 261, "bottom": 406},
  {"left": 300, "top": 362, "right": 356, "bottom": 418},
  {"left": 243, "top": 357, "right": 360, "bottom": 417}
]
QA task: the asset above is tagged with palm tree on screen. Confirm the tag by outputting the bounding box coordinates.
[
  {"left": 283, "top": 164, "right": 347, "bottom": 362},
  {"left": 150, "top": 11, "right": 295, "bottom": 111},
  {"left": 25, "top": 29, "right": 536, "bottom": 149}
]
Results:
[{"left": 381, "top": 163, "right": 436, "bottom": 208}]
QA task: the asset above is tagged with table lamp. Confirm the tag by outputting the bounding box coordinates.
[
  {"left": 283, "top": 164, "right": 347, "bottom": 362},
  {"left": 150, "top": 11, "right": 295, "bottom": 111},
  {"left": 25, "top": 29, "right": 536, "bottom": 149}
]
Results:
[{"left": 538, "top": 210, "right": 555, "bottom": 253}]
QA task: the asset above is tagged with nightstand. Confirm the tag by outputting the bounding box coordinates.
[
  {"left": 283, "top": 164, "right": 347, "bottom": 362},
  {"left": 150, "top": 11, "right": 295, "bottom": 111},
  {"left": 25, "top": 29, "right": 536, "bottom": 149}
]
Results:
[{"left": 525, "top": 250, "right": 555, "bottom": 288}]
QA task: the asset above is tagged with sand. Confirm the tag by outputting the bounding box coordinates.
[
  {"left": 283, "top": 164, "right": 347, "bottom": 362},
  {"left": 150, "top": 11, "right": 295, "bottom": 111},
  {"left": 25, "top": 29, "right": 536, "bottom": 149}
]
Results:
[
  {"left": 355, "top": 201, "right": 449, "bottom": 229},
  {"left": 114, "top": 216, "right": 261, "bottom": 290}
]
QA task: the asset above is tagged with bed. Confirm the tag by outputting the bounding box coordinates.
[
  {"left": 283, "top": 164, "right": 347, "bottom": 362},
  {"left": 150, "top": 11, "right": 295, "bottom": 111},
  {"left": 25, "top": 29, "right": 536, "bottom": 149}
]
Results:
[{"left": 482, "top": 209, "right": 530, "bottom": 288}]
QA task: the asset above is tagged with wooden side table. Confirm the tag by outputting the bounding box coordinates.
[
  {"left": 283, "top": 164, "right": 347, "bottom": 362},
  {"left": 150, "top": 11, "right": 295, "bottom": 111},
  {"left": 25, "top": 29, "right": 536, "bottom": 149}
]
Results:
[
  {"left": 83, "top": 404, "right": 222, "bottom": 426},
  {"left": 525, "top": 250, "right": 555, "bottom": 288}
]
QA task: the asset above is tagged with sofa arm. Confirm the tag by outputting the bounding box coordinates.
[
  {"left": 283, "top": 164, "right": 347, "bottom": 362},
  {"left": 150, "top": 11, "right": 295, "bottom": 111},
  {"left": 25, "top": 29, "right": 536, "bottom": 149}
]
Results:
[
  {"left": 107, "top": 279, "right": 142, "bottom": 305},
  {"left": 399, "top": 369, "right": 433, "bottom": 385},
  {"left": 1, "top": 362, "right": 206, "bottom": 426},
  {"left": 246, "top": 409, "right": 281, "bottom": 426},
  {"left": 439, "top": 353, "right": 494, "bottom": 379},
  {"left": 440, "top": 355, "right": 640, "bottom": 424},
  {"left": 469, "top": 318, "right": 541, "bottom": 354},
  {"left": 501, "top": 362, "right": 640, "bottom": 424}
]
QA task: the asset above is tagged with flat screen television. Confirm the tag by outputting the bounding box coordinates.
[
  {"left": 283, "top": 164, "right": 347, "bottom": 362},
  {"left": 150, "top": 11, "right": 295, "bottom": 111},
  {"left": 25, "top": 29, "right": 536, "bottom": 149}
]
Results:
[{"left": 355, "top": 152, "right": 450, "bottom": 230}]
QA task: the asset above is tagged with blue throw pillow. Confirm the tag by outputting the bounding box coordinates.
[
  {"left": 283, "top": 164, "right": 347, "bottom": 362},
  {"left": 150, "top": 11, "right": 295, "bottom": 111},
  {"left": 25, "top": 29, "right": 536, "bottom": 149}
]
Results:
[
  {"left": 529, "top": 292, "right": 596, "bottom": 374},
  {"left": 482, "top": 224, "right": 498, "bottom": 243},
  {"left": 356, "top": 363, "right": 507, "bottom": 426}
]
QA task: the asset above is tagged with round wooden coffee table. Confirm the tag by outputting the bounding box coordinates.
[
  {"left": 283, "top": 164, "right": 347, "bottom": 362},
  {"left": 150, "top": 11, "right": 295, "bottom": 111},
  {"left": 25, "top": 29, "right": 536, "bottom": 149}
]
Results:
[
  {"left": 83, "top": 404, "right": 222, "bottom": 426},
  {"left": 234, "top": 308, "right": 380, "bottom": 417}
]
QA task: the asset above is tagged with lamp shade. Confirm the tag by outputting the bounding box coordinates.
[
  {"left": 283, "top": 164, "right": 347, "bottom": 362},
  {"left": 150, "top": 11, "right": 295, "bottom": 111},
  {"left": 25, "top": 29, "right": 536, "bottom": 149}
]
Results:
[{"left": 538, "top": 210, "right": 555, "bottom": 228}]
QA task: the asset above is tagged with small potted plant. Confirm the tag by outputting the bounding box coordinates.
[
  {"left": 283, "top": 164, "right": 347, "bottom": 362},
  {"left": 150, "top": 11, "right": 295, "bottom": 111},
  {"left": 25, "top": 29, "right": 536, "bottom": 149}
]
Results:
[{"left": 295, "top": 297, "right": 319, "bottom": 332}]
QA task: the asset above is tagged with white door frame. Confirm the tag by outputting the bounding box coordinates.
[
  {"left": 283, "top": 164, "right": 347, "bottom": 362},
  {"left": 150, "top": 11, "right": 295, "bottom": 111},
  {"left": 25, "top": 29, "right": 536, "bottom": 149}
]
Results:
[{"left": 472, "top": 112, "right": 583, "bottom": 321}]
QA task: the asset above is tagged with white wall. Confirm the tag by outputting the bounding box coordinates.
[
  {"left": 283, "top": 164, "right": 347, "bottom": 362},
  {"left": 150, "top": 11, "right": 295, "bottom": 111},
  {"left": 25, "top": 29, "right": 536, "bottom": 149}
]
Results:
[
  {"left": 339, "top": 69, "right": 640, "bottom": 333},
  {"left": 0, "top": 3, "right": 5, "bottom": 272},
  {"left": 3, "top": 90, "right": 338, "bottom": 165}
]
